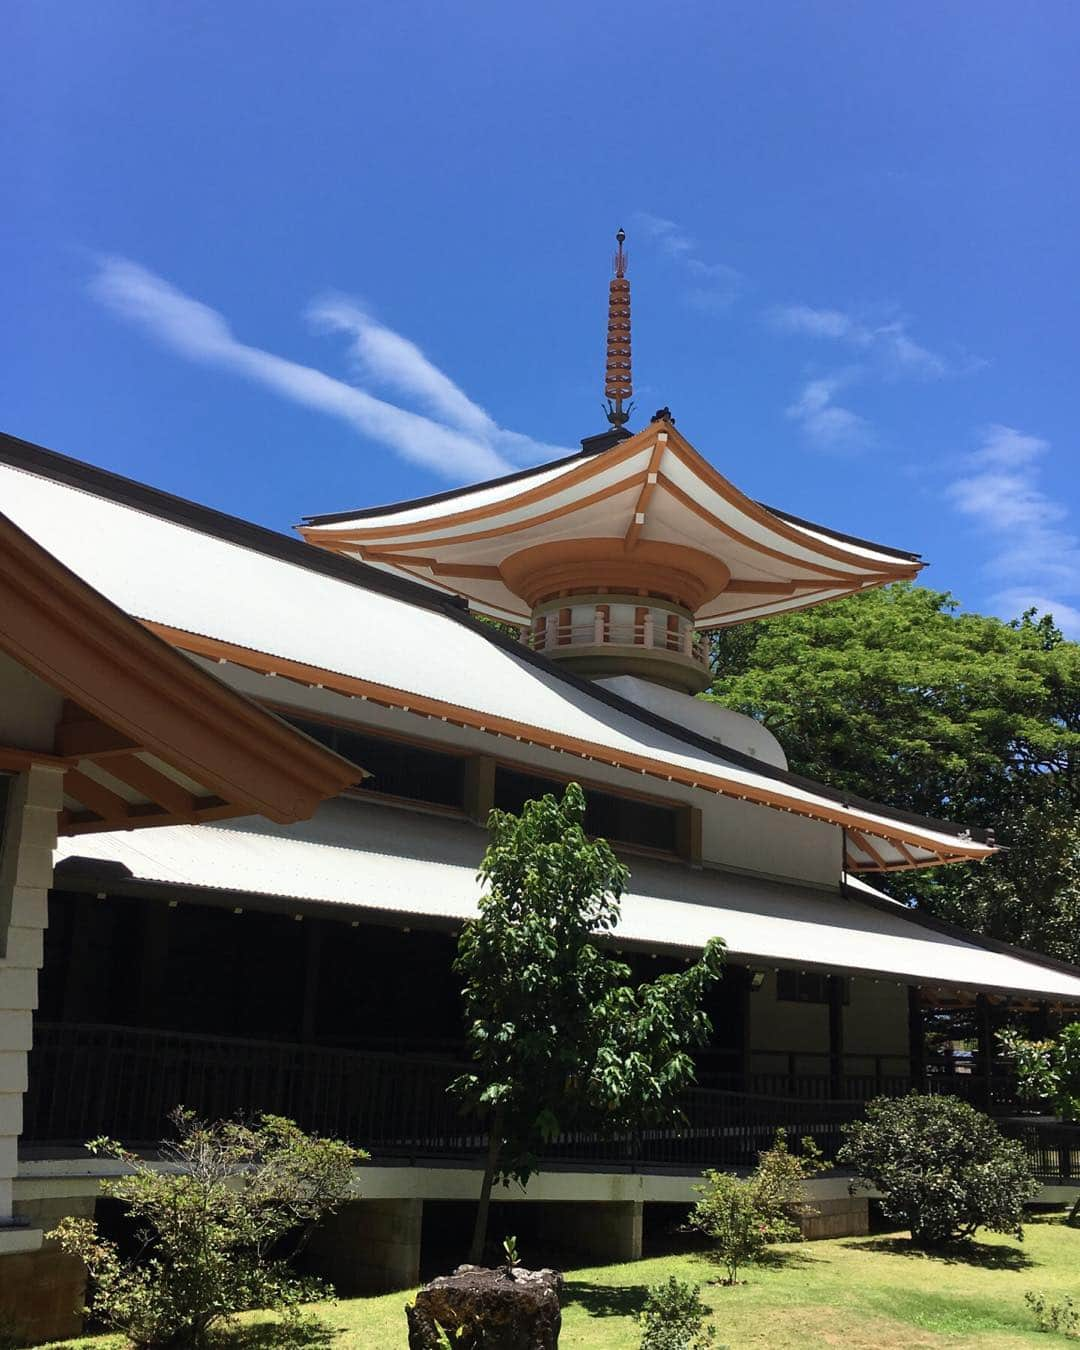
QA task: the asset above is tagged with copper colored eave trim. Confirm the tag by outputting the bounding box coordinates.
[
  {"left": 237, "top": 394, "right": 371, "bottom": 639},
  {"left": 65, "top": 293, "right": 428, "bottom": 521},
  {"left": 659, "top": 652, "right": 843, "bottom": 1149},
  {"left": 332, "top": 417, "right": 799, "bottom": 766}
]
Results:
[
  {"left": 0, "top": 512, "right": 360, "bottom": 824},
  {"left": 140, "top": 619, "right": 995, "bottom": 871}
]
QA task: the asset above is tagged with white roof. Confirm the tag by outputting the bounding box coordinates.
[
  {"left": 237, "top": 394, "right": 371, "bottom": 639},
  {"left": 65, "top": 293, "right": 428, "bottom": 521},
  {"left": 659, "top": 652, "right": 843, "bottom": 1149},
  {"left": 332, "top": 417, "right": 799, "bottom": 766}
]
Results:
[
  {"left": 53, "top": 800, "right": 1080, "bottom": 1002},
  {"left": 0, "top": 456, "right": 989, "bottom": 871}
]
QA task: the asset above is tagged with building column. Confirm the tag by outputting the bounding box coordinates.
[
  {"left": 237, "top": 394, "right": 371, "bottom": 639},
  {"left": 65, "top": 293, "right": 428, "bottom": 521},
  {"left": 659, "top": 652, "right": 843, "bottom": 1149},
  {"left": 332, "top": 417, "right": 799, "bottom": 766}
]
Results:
[
  {"left": 976, "top": 993, "right": 994, "bottom": 1110},
  {"left": 535, "top": 1201, "right": 643, "bottom": 1264},
  {"left": 827, "top": 975, "right": 845, "bottom": 1100},
  {"left": 0, "top": 765, "right": 63, "bottom": 1250},
  {"left": 302, "top": 1198, "right": 423, "bottom": 1295},
  {"left": 907, "top": 986, "right": 926, "bottom": 1091}
]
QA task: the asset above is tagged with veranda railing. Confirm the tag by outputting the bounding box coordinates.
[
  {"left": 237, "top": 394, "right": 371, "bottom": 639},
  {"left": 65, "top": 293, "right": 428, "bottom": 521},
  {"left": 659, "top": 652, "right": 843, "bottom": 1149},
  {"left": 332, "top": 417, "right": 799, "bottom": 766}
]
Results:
[{"left": 23, "top": 1022, "right": 1077, "bottom": 1181}]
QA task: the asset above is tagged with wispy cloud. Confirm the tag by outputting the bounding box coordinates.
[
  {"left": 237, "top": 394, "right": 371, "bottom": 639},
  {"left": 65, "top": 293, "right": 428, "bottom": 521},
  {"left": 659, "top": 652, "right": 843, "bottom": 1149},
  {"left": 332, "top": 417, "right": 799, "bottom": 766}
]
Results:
[
  {"left": 632, "top": 212, "right": 742, "bottom": 310},
  {"left": 784, "top": 370, "right": 875, "bottom": 453},
  {"left": 946, "top": 424, "right": 1080, "bottom": 636},
  {"left": 89, "top": 258, "right": 568, "bottom": 481},
  {"left": 770, "top": 301, "right": 981, "bottom": 453},
  {"left": 769, "top": 303, "right": 954, "bottom": 379}
]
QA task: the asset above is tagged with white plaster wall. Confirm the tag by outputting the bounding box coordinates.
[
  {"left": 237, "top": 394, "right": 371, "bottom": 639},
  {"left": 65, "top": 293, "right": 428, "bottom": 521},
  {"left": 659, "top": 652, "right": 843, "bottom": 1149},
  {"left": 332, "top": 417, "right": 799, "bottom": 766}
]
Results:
[
  {"left": 844, "top": 977, "right": 911, "bottom": 1070},
  {"left": 0, "top": 766, "right": 62, "bottom": 1251},
  {"left": 748, "top": 971, "right": 829, "bottom": 1073},
  {"left": 204, "top": 658, "right": 845, "bottom": 889},
  {"left": 0, "top": 656, "right": 64, "bottom": 755}
]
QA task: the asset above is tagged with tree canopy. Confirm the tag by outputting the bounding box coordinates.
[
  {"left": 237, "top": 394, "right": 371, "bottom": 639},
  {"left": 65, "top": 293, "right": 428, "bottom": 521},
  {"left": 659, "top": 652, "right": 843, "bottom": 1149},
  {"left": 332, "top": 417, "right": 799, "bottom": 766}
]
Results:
[
  {"left": 707, "top": 584, "right": 1080, "bottom": 962},
  {"left": 452, "top": 782, "right": 725, "bottom": 1261}
]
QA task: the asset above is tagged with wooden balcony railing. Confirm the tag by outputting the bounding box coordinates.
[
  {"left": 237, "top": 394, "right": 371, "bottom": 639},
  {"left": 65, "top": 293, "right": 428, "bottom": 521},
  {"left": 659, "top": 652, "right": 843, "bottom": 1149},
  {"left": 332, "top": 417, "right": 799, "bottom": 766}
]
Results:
[
  {"left": 22, "top": 1023, "right": 1078, "bottom": 1181},
  {"left": 524, "top": 618, "right": 710, "bottom": 669}
]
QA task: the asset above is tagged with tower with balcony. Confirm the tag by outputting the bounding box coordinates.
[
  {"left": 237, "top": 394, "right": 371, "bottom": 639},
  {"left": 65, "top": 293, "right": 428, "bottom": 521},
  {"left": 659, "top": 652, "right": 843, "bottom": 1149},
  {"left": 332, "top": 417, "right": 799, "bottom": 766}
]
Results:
[{"left": 300, "top": 231, "right": 923, "bottom": 701}]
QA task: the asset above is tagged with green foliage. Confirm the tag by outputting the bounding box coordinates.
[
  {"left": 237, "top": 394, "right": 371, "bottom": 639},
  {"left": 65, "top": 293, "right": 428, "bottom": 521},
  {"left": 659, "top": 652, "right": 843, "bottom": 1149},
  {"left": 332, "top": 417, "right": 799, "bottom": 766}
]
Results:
[
  {"left": 452, "top": 782, "right": 726, "bottom": 1188},
  {"left": 998, "top": 1022, "right": 1080, "bottom": 1121},
  {"left": 1026, "top": 1289, "right": 1080, "bottom": 1337},
  {"left": 707, "top": 585, "right": 1080, "bottom": 962},
  {"left": 501, "top": 1234, "right": 520, "bottom": 1267},
  {"left": 689, "top": 1131, "right": 824, "bottom": 1284},
  {"left": 837, "top": 1094, "right": 1039, "bottom": 1248},
  {"left": 47, "top": 1109, "right": 367, "bottom": 1350},
  {"left": 688, "top": 1171, "right": 773, "bottom": 1286},
  {"left": 638, "top": 1276, "right": 717, "bottom": 1350}
]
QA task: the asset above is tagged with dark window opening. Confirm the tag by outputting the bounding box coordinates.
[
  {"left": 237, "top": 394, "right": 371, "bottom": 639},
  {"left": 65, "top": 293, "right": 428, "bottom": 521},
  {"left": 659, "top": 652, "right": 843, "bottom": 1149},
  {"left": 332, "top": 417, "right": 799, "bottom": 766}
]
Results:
[
  {"left": 283, "top": 717, "right": 466, "bottom": 809},
  {"left": 777, "top": 971, "right": 850, "bottom": 1005},
  {"left": 493, "top": 766, "right": 679, "bottom": 855}
]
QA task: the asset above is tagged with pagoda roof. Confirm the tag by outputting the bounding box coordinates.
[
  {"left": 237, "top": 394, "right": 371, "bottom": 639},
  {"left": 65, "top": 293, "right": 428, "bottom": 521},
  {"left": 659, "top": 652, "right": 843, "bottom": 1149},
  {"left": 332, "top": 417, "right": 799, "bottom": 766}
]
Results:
[{"left": 300, "top": 417, "right": 923, "bottom": 626}]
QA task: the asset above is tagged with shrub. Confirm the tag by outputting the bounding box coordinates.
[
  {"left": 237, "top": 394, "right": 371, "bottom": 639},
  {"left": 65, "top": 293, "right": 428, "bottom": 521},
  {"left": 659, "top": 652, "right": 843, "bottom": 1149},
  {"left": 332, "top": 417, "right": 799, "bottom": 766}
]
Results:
[
  {"left": 998, "top": 1022, "right": 1080, "bottom": 1121},
  {"left": 639, "top": 1276, "right": 717, "bottom": 1350},
  {"left": 1026, "top": 1290, "right": 1080, "bottom": 1338},
  {"left": 837, "top": 1094, "right": 1039, "bottom": 1248},
  {"left": 48, "top": 1109, "right": 367, "bottom": 1350},
  {"left": 690, "top": 1132, "right": 823, "bottom": 1284}
]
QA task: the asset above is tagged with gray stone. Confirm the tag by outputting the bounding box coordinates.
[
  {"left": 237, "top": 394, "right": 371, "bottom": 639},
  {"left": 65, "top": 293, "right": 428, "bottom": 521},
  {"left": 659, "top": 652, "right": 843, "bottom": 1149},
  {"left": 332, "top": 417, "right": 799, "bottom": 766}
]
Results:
[{"left": 406, "top": 1264, "right": 563, "bottom": 1349}]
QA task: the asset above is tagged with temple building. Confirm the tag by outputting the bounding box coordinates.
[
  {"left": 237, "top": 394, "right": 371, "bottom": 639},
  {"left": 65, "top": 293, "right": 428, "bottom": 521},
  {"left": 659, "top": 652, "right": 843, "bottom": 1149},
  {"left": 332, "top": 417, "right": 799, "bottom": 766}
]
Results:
[{"left": 1, "top": 234, "right": 1078, "bottom": 1339}]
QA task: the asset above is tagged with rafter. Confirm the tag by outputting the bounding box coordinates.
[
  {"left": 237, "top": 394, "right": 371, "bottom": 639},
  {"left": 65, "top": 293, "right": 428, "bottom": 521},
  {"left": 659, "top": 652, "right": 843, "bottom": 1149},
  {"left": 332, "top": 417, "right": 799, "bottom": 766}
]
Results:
[
  {"left": 105, "top": 753, "right": 197, "bottom": 818},
  {"left": 624, "top": 435, "right": 668, "bottom": 552},
  {"left": 64, "top": 768, "right": 131, "bottom": 824}
]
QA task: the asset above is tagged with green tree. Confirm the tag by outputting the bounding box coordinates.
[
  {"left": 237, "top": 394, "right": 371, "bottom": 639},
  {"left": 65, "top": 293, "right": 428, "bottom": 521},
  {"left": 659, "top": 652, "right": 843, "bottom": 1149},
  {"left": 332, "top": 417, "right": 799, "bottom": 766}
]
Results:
[
  {"left": 707, "top": 584, "right": 1080, "bottom": 961},
  {"left": 48, "top": 1110, "right": 366, "bottom": 1349},
  {"left": 452, "top": 783, "right": 726, "bottom": 1264},
  {"left": 837, "top": 1094, "right": 1039, "bottom": 1247}
]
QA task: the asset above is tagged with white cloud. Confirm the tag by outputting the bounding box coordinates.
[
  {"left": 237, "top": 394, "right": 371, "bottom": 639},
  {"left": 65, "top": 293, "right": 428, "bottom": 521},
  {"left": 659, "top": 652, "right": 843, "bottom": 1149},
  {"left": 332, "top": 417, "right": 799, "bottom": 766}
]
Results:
[
  {"left": 632, "top": 212, "right": 742, "bottom": 309},
  {"left": 946, "top": 424, "right": 1080, "bottom": 636},
  {"left": 769, "top": 303, "right": 950, "bottom": 379},
  {"left": 784, "top": 371, "right": 874, "bottom": 453},
  {"left": 89, "top": 258, "right": 568, "bottom": 481}
]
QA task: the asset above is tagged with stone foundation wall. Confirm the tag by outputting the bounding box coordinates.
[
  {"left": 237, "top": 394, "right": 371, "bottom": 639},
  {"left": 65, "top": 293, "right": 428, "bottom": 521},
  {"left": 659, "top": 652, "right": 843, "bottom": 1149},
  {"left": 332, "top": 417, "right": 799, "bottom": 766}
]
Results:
[
  {"left": 800, "top": 1196, "right": 869, "bottom": 1240},
  {"left": 0, "top": 1246, "right": 87, "bottom": 1345},
  {"left": 303, "top": 1198, "right": 423, "bottom": 1295}
]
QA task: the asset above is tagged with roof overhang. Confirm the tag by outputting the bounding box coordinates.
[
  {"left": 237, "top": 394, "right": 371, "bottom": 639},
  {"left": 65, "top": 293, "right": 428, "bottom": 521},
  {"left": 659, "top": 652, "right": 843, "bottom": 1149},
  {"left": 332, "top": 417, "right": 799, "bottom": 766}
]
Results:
[
  {"left": 300, "top": 418, "right": 923, "bottom": 627},
  {"left": 0, "top": 511, "right": 363, "bottom": 835},
  {"left": 52, "top": 806, "right": 1080, "bottom": 1006}
]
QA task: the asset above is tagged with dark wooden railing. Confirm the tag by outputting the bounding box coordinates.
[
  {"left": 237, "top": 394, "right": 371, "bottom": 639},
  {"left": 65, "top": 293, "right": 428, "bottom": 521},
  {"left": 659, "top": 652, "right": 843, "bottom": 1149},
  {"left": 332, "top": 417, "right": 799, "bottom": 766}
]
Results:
[{"left": 23, "top": 1023, "right": 1077, "bottom": 1181}]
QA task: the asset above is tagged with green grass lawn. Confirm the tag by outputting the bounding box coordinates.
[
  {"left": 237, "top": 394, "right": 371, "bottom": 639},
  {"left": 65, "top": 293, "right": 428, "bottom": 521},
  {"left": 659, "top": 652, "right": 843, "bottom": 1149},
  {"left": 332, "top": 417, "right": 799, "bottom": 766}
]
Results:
[{"left": 40, "top": 1215, "right": 1080, "bottom": 1349}]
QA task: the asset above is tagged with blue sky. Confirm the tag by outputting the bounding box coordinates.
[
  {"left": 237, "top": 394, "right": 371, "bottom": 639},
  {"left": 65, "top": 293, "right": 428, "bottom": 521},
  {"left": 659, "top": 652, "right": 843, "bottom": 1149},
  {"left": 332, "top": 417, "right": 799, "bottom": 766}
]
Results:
[{"left": 5, "top": 1, "right": 1080, "bottom": 632}]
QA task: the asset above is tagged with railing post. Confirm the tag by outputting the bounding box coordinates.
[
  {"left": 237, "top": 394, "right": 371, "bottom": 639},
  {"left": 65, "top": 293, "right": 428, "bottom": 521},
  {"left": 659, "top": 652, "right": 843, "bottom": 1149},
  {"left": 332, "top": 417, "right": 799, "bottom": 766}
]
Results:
[
  {"left": 594, "top": 607, "right": 606, "bottom": 645},
  {"left": 642, "top": 610, "right": 654, "bottom": 648}
]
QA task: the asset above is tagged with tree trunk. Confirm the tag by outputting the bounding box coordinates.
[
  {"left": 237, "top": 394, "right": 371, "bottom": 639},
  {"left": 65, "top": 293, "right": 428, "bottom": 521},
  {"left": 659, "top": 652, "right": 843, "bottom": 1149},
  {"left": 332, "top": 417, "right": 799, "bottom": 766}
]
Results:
[{"left": 468, "top": 1103, "right": 505, "bottom": 1265}]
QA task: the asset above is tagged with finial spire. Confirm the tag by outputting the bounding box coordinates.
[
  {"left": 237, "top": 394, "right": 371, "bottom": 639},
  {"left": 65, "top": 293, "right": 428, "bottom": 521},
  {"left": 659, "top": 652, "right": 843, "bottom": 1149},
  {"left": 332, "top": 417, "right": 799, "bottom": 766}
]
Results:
[{"left": 604, "top": 228, "right": 633, "bottom": 427}]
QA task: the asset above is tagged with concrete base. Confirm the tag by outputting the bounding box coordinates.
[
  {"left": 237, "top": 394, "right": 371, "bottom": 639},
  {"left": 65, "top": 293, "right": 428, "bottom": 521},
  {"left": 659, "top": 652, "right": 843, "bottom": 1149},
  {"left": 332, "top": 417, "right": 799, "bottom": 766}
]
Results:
[
  {"left": 0, "top": 1247, "right": 87, "bottom": 1345},
  {"left": 800, "top": 1196, "right": 869, "bottom": 1240},
  {"left": 536, "top": 1201, "right": 643, "bottom": 1265},
  {"left": 303, "top": 1198, "right": 423, "bottom": 1295}
]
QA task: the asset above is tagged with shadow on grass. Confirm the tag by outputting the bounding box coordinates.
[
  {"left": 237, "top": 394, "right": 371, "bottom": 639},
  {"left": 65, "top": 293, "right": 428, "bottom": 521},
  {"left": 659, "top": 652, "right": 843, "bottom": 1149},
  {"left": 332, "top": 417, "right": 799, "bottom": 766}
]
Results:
[
  {"left": 214, "top": 1318, "right": 339, "bottom": 1348},
  {"left": 849, "top": 1237, "right": 1033, "bottom": 1270},
  {"left": 563, "top": 1280, "right": 651, "bottom": 1319},
  {"left": 755, "top": 1246, "right": 826, "bottom": 1270}
]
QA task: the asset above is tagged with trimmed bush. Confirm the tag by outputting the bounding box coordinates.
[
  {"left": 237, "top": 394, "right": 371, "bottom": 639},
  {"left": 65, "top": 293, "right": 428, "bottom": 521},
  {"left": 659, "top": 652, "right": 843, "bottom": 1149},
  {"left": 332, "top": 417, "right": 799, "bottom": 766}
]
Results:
[
  {"left": 639, "top": 1276, "right": 717, "bottom": 1350},
  {"left": 837, "top": 1094, "right": 1039, "bottom": 1247}
]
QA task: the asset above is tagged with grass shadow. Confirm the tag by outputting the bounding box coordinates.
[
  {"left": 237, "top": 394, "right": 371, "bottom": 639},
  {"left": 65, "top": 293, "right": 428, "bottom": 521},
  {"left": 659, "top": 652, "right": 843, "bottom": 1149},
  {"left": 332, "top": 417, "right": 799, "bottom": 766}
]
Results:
[
  {"left": 849, "top": 1237, "right": 1033, "bottom": 1270},
  {"left": 755, "top": 1246, "right": 826, "bottom": 1270},
  {"left": 563, "top": 1280, "right": 651, "bottom": 1319},
  {"left": 214, "top": 1317, "right": 339, "bottom": 1348}
]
